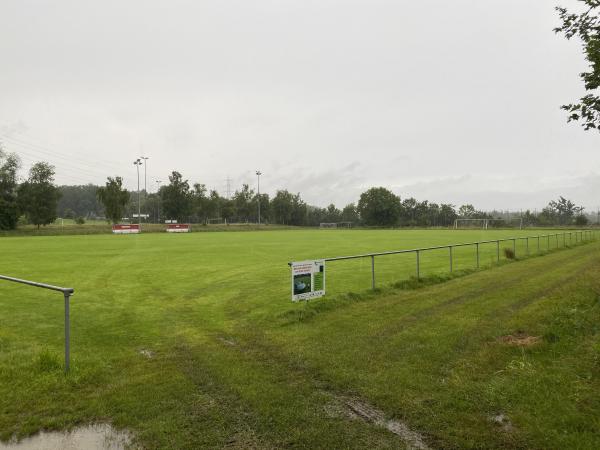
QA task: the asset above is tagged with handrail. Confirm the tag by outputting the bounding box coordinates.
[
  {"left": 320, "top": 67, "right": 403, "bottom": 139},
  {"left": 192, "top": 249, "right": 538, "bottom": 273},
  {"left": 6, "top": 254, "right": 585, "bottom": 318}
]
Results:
[
  {"left": 0, "top": 275, "right": 74, "bottom": 372},
  {"left": 288, "top": 231, "right": 595, "bottom": 264},
  {"left": 0, "top": 275, "right": 74, "bottom": 294},
  {"left": 288, "top": 230, "right": 597, "bottom": 294}
]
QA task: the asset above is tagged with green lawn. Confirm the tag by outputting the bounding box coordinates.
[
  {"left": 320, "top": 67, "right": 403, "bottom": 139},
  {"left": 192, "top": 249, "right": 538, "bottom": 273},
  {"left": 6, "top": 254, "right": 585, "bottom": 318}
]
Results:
[{"left": 0, "top": 229, "right": 599, "bottom": 448}]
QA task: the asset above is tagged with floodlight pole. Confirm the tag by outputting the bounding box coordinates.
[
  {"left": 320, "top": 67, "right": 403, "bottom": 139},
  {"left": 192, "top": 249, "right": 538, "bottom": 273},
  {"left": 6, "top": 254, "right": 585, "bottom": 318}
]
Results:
[
  {"left": 256, "top": 170, "right": 262, "bottom": 225},
  {"left": 140, "top": 156, "right": 149, "bottom": 194},
  {"left": 156, "top": 180, "right": 162, "bottom": 223},
  {"left": 141, "top": 156, "right": 149, "bottom": 224},
  {"left": 134, "top": 159, "right": 142, "bottom": 231}
]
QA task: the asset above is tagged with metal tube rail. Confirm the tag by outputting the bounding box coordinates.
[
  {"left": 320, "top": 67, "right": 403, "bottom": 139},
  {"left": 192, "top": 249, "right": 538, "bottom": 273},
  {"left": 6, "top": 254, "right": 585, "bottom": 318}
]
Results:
[
  {"left": 0, "top": 275, "right": 73, "bottom": 372},
  {"left": 288, "top": 230, "right": 598, "bottom": 293},
  {"left": 314, "top": 232, "right": 593, "bottom": 263}
]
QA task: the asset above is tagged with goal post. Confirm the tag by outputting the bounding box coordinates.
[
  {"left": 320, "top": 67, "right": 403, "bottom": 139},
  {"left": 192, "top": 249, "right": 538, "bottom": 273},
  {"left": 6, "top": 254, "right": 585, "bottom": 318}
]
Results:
[
  {"left": 319, "top": 222, "right": 353, "bottom": 229},
  {"left": 319, "top": 223, "right": 337, "bottom": 229},
  {"left": 454, "top": 218, "right": 524, "bottom": 230},
  {"left": 454, "top": 219, "right": 488, "bottom": 229}
]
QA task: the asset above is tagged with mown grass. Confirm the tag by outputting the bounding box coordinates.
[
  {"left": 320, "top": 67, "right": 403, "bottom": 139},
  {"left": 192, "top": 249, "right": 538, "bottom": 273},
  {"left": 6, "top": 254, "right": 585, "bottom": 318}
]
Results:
[{"left": 0, "top": 229, "right": 599, "bottom": 448}]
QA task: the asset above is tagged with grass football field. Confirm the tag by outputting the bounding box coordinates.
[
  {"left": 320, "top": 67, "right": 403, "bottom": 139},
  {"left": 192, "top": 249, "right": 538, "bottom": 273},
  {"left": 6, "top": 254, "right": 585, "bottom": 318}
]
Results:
[{"left": 1, "top": 229, "right": 599, "bottom": 448}]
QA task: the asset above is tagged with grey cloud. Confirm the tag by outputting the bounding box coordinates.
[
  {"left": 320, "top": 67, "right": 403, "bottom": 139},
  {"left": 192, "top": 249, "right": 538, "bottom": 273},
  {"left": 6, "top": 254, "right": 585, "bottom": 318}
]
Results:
[{"left": 0, "top": 0, "right": 598, "bottom": 210}]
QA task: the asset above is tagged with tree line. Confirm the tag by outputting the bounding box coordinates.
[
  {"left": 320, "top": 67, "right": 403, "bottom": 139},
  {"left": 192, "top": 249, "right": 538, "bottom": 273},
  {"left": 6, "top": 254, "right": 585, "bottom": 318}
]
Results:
[
  {"left": 0, "top": 149, "right": 61, "bottom": 229},
  {"left": 0, "top": 149, "right": 592, "bottom": 230}
]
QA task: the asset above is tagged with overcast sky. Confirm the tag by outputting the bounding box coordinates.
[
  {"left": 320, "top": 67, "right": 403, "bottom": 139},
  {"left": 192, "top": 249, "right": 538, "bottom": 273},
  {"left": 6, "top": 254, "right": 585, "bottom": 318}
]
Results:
[{"left": 0, "top": 0, "right": 598, "bottom": 211}]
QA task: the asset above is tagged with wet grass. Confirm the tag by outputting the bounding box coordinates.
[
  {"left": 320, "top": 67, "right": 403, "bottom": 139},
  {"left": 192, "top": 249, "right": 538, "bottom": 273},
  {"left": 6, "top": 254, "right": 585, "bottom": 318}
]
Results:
[{"left": 0, "top": 229, "right": 599, "bottom": 448}]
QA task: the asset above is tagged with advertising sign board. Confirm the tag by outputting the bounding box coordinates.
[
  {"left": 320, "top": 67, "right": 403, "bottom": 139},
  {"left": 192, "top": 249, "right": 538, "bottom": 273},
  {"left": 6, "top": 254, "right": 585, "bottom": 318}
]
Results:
[
  {"left": 112, "top": 224, "right": 140, "bottom": 234},
  {"left": 166, "top": 224, "right": 190, "bottom": 233},
  {"left": 291, "top": 260, "right": 325, "bottom": 302}
]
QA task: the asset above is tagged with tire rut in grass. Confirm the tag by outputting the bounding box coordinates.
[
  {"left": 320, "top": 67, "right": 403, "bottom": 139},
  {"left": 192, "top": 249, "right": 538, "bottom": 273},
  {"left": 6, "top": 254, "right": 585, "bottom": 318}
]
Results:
[
  {"left": 372, "top": 247, "right": 600, "bottom": 341},
  {"left": 205, "top": 330, "right": 434, "bottom": 449}
]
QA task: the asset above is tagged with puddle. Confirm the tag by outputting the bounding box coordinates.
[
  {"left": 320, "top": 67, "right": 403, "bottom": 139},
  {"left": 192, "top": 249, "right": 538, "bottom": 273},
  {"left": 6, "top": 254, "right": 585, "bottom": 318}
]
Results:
[{"left": 0, "top": 424, "right": 133, "bottom": 450}]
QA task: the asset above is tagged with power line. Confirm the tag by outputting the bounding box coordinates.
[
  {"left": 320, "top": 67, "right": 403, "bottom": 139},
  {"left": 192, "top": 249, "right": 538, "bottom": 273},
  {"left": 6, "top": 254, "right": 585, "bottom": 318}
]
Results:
[
  {"left": 1, "top": 137, "right": 137, "bottom": 185},
  {"left": 0, "top": 132, "right": 126, "bottom": 173},
  {"left": 5, "top": 145, "right": 123, "bottom": 181}
]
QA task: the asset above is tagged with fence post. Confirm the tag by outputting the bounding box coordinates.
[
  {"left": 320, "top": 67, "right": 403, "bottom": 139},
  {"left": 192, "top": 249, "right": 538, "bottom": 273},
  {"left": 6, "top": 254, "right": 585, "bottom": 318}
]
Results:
[
  {"left": 513, "top": 239, "right": 516, "bottom": 257},
  {"left": 526, "top": 237, "right": 529, "bottom": 255},
  {"left": 371, "top": 255, "right": 375, "bottom": 290},
  {"left": 496, "top": 240, "right": 500, "bottom": 262},
  {"left": 476, "top": 243, "right": 480, "bottom": 268},
  {"left": 64, "top": 292, "right": 70, "bottom": 372},
  {"left": 416, "top": 250, "right": 420, "bottom": 280},
  {"left": 449, "top": 246, "right": 453, "bottom": 272},
  {"left": 547, "top": 234, "right": 550, "bottom": 249},
  {"left": 537, "top": 236, "right": 540, "bottom": 253}
]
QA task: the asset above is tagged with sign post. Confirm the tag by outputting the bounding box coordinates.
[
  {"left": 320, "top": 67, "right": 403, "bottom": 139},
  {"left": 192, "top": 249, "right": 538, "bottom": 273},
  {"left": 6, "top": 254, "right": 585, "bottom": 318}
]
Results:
[{"left": 290, "top": 260, "right": 325, "bottom": 302}]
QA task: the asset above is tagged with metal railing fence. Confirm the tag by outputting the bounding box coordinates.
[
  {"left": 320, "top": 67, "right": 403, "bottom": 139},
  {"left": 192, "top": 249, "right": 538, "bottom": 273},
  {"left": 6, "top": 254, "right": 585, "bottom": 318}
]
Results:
[
  {"left": 0, "top": 275, "right": 74, "bottom": 372},
  {"left": 293, "top": 230, "right": 598, "bottom": 292}
]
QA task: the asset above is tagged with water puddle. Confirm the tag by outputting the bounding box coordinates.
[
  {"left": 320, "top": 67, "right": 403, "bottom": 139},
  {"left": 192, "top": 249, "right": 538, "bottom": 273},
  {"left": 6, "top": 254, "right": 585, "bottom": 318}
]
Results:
[{"left": 0, "top": 424, "right": 133, "bottom": 450}]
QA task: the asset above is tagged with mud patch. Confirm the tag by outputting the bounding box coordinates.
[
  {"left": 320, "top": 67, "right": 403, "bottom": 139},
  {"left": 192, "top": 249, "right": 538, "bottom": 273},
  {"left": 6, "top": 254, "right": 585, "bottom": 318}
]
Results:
[
  {"left": 490, "top": 413, "right": 514, "bottom": 432},
  {"left": 499, "top": 332, "right": 541, "bottom": 347},
  {"left": 217, "top": 337, "right": 237, "bottom": 347},
  {"left": 0, "top": 424, "right": 134, "bottom": 450},
  {"left": 139, "top": 349, "right": 154, "bottom": 359},
  {"left": 341, "top": 398, "right": 430, "bottom": 450}
]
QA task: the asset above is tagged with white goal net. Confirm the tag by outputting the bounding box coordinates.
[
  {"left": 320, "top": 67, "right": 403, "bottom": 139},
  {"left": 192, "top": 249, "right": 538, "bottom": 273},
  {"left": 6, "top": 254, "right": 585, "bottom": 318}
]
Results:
[
  {"left": 454, "top": 219, "right": 488, "bottom": 229},
  {"left": 319, "top": 222, "right": 353, "bottom": 229},
  {"left": 319, "top": 223, "right": 338, "bottom": 229}
]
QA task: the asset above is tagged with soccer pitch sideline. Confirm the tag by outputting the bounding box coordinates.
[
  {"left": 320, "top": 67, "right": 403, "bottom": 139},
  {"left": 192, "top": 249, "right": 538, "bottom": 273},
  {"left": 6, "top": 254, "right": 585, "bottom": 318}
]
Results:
[{"left": 1, "top": 229, "right": 599, "bottom": 449}]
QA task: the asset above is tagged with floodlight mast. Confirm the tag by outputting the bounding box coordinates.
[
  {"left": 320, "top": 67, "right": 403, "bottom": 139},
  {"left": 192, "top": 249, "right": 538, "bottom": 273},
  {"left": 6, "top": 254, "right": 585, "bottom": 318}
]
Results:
[
  {"left": 134, "top": 159, "right": 142, "bottom": 231},
  {"left": 156, "top": 180, "right": 162, "bottom": 223},
  {"left": 256, "top": 170, "right": 262, "bottom": 225},
  {"left": 140, "top": 156, "right": 149, "bottom": 194}
]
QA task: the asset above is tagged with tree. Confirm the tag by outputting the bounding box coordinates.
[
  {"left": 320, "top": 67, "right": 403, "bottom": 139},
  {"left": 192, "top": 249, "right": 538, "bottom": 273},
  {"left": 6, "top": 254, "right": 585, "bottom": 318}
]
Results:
[
  {"left": 205, "top": 189, "right": 222, "bottom": 220},
  {"left": 341, "top": 203, "right": 360, "bottom": 224},
  {"left": 192, "top": 183, "right": 209, "bottom": 223},
  {"left": 97, "top": 177, "right": 129, "bottom": 224},
  {"left": 0, "top": 147, "right": 20, "bottom": 230},
  {"left": 160, "top": 171, "right": 192, "bottom": 222},
  {"left": 270, "top": 190, "right": 306, "bottom": 225},
  {"left": 254, "top": 192, "right": 270, "bottom": 223},
  {"left": 271, "top": 190, "right": 295, "bottom": 224},
  {"left": 232, "top": 184, "right": 255, "bottom": 222},
  {"left": 18, "top": 162, "right": 61, "bottom": 228},
  {"left": 458, "top": 204, "right": 477, "bottom": 218},
  {"left": 357, "top": 187, "right": 401, "bottom": 226},
  {"left": 439, "top": 203, "right": 457, "bottom": 227},
  {"left": 545, "top": 196, "right": 584, "bottom": 225},
  {"left": 324, "top": 203, "right": 342, "bottom": 223},
  {"left": 555, "top": 1, "right": 600, "bottom": 130},
  {"left": 290, "top": 193, "right": 307, "bottom": 225},
  {"left": 58, "top": 184, "right": 104, "bottom": 219}
]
